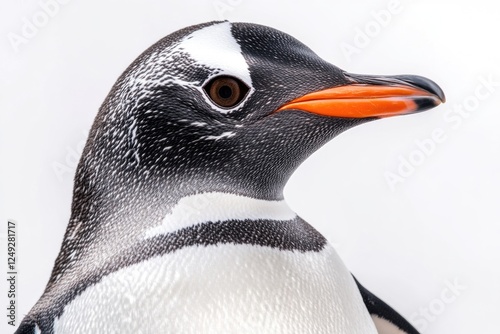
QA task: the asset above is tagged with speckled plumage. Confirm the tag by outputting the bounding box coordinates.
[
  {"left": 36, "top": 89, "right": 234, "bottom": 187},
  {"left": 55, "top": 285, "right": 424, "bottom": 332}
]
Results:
[{"left": 16, "top": 21, "right": 430, "bottom": 334}]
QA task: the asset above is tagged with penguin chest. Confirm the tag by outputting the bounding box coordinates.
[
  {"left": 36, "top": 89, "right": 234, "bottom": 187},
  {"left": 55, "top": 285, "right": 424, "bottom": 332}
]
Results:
[{"left": 53, "top": 244, "right": 376, "bottom": 334}]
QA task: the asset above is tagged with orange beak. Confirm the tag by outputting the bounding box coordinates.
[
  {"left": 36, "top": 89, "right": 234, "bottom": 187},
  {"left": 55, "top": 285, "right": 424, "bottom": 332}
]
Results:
[{"left": 276, "top": 73, "right": 445, "bottom": 118}]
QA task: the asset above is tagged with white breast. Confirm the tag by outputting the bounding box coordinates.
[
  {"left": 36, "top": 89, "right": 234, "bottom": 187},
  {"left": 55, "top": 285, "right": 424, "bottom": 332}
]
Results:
[{"left": 53, "top": 243, "right": 377, "bottom": 334}]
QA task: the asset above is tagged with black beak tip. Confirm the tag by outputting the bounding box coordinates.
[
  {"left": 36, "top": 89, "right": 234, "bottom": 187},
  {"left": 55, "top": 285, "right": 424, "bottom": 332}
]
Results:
[
  {"left": 345, "top": 72, "right": 446, "bottom": 104},
  {"left": 394, "top": 74, "right": 446, "bottom": 103},
  {"left": 413, "top": 97, "right": 442, "bottom": 113}
]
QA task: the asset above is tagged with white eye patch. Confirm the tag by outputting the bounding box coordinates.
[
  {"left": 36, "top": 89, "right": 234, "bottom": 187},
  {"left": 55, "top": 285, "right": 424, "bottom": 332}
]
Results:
[
  {"left": 126, "top": 22, "right": 254, "bottom": 114},
  {"left": 177, "top": 22, "right": 254, "bottom": 113}
]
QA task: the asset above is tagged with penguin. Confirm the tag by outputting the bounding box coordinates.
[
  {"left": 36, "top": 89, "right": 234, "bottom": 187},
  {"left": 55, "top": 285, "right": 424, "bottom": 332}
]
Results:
[{"left": 16, "top": 21, "right": 445, "bottom": 334}]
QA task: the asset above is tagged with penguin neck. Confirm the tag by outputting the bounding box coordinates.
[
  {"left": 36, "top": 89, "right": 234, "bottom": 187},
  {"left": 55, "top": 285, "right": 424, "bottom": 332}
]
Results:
[
  {"left": 69, "top": 160, "right": 292, "bottom": 228},
  {"left": 67, "top": 167, "right": 297, "bottom": 248}
]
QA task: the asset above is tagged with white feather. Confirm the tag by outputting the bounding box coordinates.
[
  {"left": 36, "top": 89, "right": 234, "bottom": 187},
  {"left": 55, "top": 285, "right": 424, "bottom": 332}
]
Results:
[
  {"left": 145, "top": 192, "right": 297, "bottom": 237},
  {"left": 53, "top": 244, "right": 377, "bottom": 334}
]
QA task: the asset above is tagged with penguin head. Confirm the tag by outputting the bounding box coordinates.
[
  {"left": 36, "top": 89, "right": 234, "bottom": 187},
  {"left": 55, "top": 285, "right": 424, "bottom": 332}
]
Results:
[{"left": 87, "top": 21, "right": 444, "bottom": 199}]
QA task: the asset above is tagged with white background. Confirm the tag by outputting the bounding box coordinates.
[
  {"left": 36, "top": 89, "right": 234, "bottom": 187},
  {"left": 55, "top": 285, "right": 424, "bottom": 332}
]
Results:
[{"left": 1, "top": 0, "right": 499, "bottom": 333}]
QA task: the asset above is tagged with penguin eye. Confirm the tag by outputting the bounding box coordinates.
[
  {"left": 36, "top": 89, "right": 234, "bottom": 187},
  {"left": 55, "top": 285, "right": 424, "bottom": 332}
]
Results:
[{"left": 203, "top": 76, "right": 249, "bottom": 109}]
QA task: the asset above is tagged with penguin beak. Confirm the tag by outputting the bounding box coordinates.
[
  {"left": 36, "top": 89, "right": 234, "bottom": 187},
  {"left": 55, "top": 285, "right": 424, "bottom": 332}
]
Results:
[{"left": 277, "top": 73, "right": 446, "bottom": 118}]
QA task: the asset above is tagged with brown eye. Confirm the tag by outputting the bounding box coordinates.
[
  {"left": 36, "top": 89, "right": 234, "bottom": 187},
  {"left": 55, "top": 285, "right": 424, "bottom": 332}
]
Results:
[{"left": 204, "top": 76, "right": 249, "bottom": 108}]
